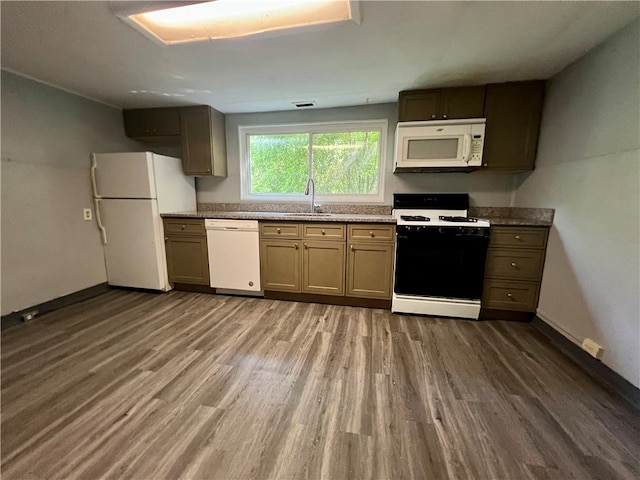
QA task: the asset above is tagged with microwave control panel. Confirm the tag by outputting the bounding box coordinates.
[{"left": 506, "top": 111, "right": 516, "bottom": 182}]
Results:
[{"left": 470, "top": 135, "right": 484, "bottom": 163}]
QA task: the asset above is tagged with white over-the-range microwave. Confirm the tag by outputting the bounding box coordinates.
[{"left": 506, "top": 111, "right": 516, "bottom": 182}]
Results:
[{"left": 393, "top": 118, "right": 486, "bottom": 172}]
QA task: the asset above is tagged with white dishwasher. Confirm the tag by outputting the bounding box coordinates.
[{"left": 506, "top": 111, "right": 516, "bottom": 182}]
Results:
[{"left": 205, "top": 219, "right": 261, "bottom": 293}]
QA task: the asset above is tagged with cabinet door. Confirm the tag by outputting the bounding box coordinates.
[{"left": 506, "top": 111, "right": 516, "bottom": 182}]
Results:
[
  {"left": 482, "top": 81, "right": 545, "bottom": 171},
  {"left": 165, "top": 235, "right": 209, "bottom": 285},
  {"left": 398, "top": 89, "right": 440, "bottom": 121},
  {"left": 260, "top": 240, "right": 301, "bottom": 292},
  {"left": 123, "top": 108, "right": 181, "bottom": 138},
  {"left": 302, "top": 241, "right": 345, "bottom": 296},
  {"left": 347, "top": 243, "right": 394, "bottom": 299},
  {"left": 180, "top": 106, "right": 228, "bottom": 177},
  {"left": 440, "top": 86, "right": 486, "bottom": 120}
]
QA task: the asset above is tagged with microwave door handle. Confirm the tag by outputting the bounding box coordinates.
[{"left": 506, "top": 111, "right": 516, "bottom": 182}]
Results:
[{"left": 462, "top": 134, "right": 471, "bottom": 163}]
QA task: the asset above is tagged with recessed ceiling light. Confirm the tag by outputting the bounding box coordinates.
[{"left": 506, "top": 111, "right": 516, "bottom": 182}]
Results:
[{"left": 124, "top": 0, "right": 360, "bottom": 45}]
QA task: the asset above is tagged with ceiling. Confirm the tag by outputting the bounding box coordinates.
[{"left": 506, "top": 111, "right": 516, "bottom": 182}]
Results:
[{"left": 2, "top": 1, "right": 638, "bottom": 114}]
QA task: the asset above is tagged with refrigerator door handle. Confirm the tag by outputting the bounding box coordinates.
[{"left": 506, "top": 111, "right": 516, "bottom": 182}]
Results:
[
  {"left": 94, "top": 198, "right": 107, "bottom": 244},
  {"left": 90, "top": 153, "right": 100, "bottom": 199}
]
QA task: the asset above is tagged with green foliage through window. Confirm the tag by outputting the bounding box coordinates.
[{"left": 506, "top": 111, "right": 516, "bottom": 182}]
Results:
[{"left": 245, "top": 124, "right": 383, "bottom": 197}]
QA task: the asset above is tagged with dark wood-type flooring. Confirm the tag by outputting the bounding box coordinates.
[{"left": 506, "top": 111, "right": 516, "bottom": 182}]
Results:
[{"left": 2, "top": 290, "right": 638, "bottom": 479}]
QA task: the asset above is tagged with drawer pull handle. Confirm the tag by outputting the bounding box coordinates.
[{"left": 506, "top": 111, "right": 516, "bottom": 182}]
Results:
[
  {"left": 277, "top": 228, "right": 281, "bottom": 234},
  {"left": 294, "top": 243, "right": 298, "bottom": 250},
  {"left": 511, "top": 262, "right": 518, "bottom": 269},
  {"left": 514, "top": 235, "right": 521, "bottom": 240},
  {"left": 369, "top": 231, "right": 374, "bottom": 237},
  {"left": 304, "top": 243, "right": 308, "bottom": 249},
  {"left": 507, "top": 293, "right": 514, "bottom": 299},
  {"left": 321, "top": 229, "right": 325, "bottom": 235},
  {"left": 181, "top": 225, "right": 186, "bottom": 230}
]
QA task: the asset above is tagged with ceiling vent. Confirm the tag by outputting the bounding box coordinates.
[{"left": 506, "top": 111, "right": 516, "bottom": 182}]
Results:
[{"left": 293, "top": 101, "right": 317, "bottom": 108}]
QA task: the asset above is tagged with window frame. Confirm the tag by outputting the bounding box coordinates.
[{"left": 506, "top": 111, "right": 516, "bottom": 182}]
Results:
[{"left": 239, "top": 119, "right": 387, "bottom": 203}]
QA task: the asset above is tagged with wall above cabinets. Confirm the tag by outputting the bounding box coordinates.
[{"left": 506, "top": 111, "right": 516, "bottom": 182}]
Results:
[
  {"left": 123, "top": 105, "right": 227, "bottom": 177},
  {"left": 397, "top": 81, "right": 546, "bottom": 173}
]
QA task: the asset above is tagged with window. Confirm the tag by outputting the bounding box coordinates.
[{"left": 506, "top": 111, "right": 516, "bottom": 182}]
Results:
[{"left": 239, "top": 120, "right": 387, "bottom": 202}]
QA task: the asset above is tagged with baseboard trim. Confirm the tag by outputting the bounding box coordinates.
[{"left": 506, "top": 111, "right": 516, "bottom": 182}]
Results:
[
  {"left": 531, "top": 316, "right": 640, "bottom": 410},
  {"left": 1, "top": 283, "right": 110, "bottom": 330}
]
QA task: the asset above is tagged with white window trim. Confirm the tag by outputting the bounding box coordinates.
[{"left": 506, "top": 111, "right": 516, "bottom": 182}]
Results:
[{"left": 239, "top": 119, "right": 387, "bottom": 203}]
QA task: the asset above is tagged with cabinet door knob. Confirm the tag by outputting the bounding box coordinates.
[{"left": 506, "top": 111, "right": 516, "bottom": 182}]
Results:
[
  {"left": 294, "top": 243, "right": 298, "bottom": 249},
  {"left": 442, "top": 114, "right": 448, "bottom": 119},
  {"left": 304, "top": 243, "right": 308, "bottom": 249},
  {"left": 507, "top": 293, "right": 513, "bottom": 298},
  {"left": 350, "top": 245, "right": 354, "bottom": 251},
  {"left": 430, "top": 114, "right": 437, "bottom": 119},
  {"left": 206, "top": 168, "right": 211, "bottom": 173},
  {"left": 510, "top": 262, "right": 518, "bottom": 269},
  {"left": 514, "top": 235, "right": 521, "bottom": 240},
  {"left": 165, "top": 237, "right": 169, "bottom": 241},
  {"left": 181, "top": 225, "right": 186, "bottom": 230},
  {"left": 369, "top": 231, "right": 374, "bottom": 237},
  {"left": 277, "top": 228, "right": 281, "bottom": 233},
  {"left": 321, "top": 229, "right": 325, "bottom": 235}
]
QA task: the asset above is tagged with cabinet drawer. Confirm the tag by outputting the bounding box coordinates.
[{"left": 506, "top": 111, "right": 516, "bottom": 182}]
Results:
[
  {"left": 163, "top": 219, "right": 205, "bottom": 236},
  {"left": 485, "top": 248, "right": 545, "bottom": 281},
  {"left": 302, "top": 223, "right": 346, "bottom": 240},
  {"left": 260, "top": 222, "right": 301, "bottom": 239},
  {"left": 348, "top": 224, "right": 395, "bottom": 242},
  {"left": 482, "top": 280, "right": 539, "bottom": 312},
  {"left": 490, "top": 227, "right": 548, "bottom": 249}
]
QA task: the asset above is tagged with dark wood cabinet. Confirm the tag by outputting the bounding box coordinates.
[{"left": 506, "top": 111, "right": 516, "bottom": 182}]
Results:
[
  {"left": 123, "top": 108, "right": 181, "bottom": 138},
  {"left": 398, "top": 86, "right": 486, "bottom": 122},
  {"left": 482, "top": 226, "right": 549, "bottom": 314},
  {"left": 180, "top": 105, "right": 227, "bottom": 177},
  {"left": 481, "top": 81, "right": 545, "bottom": 172},
  {"left": 122, "top": 105, "right": 227, "bottom": 177},
  {"left": 163, "top": 218, "right": 209, "bottom": 285}
]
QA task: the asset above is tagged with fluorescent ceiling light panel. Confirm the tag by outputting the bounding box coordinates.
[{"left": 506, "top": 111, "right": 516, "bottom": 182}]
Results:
[{"left": 128, "top": 0, "right": 357, "bottom": 45}]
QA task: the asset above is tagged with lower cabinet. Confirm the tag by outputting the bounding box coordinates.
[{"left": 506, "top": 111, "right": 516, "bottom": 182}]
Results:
[
  {"left": 260, "top": 222, "right": 395, "bottom": 302},
  {"left": 163, "top": 218, "right": 209, "bottom": 285},
  {"left": 260, "top": 239, "right": 301, "bottom": 292},
  {"left": 346, "top": 241, "right": 394, "bottom": 300},
  {"left": 302, "top": 240, "right": 345, "bottom": 295},
  {"left": 482, "top": 226, "right": 549, "bottom": 314}
]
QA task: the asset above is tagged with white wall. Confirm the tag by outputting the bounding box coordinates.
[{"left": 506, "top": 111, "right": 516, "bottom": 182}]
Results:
[
  {"left": 513, "top": 20, "right": 640, "bottom": 387},
  {"left": 1, "top": 71, "right": 143, "bottom": 315},
  {"left": 197, "top": 103, "right": 516, "bottom": 207}
]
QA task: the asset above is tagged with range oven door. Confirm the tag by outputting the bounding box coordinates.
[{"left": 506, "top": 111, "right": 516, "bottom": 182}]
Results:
[{"left": 394, "top": 225, "right": 489, "bottom": 300}]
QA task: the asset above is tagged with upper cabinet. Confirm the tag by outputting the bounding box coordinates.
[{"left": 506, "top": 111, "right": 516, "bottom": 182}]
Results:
[
  {"left": 481, "top": 81, "right": 545, "bottom": 172},
  {"left": 123, "top": 105, "right": 227, "bottom": 177},
  {"left": 398, "top": 86, "right": 486, "bottom": 122},
  {"left": 123, "top": 107, "right": 181, "bottom": 138},
  {"left": 180, "top": 106, "right": 227, "bottom": 177}
]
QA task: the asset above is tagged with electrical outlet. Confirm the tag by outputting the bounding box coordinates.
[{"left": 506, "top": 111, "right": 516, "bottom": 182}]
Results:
[
  {"left": 21, "top": 310, "right": 38, "bottom": 322},
  {"left": 83, "top": 208, "right": 92, "bottom": 221},
  {"left": 581, "top": 338, "right": 604, "bottom": 359}
]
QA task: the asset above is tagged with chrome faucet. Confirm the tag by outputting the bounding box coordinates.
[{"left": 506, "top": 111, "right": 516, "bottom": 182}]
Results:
[{"left": 304, "top": 178, "right": 319, "bottom": 213}]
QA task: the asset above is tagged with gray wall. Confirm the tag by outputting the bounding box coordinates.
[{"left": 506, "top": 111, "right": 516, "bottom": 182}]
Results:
[
  {"left": 1, "top": 71, "right": 143, "bottom": 315},
  {"left": 197, "top": 103, "right": 516, "bottom": 207},
  {"left": 513, "top": 20, "right": 640, "bottom": 387}
]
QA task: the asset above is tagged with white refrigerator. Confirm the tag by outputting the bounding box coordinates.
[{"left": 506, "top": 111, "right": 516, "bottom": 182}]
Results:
[{"left": 91, "top": 152, "right": 196, "bottom": 291}]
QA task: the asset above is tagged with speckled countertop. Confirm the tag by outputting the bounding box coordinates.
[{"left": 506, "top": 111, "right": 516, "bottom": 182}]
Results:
[
  {"left": 162, "top": 203, "right": 554, "bottom": 227},
  {"left": 161, "top": 211, "right": 396, "bottom": 223}
]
